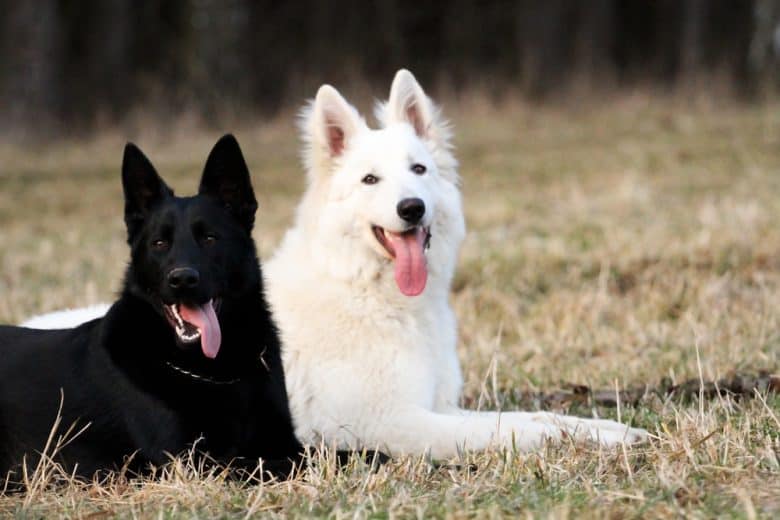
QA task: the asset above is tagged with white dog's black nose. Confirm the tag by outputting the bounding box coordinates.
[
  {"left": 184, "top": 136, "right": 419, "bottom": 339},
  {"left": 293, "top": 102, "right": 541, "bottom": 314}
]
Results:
[
  {"left": 397, "top": 198, "right": 425, "bottom": 224},
  {"left": 168, "top": 267, "right": 200, "bottom": 290}
]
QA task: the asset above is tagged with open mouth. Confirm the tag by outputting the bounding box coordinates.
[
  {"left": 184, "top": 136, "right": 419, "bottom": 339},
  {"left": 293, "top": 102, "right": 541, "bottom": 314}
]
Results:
[
  {"left": 372, "top": 225, "right": 431, "bottom": 258},
  {"left": 162, "top": 299, "right": 222, "bottom": 359},
  {"left": 371, "top": 225, "right": 431, "bottom": 297}
]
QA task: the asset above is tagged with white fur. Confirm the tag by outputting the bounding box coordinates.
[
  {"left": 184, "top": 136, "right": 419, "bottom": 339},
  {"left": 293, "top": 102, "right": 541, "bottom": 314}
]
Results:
[
  {"left": 20, "top": 304, "right": 111, "bottom": 329},
  {"left": 21, "top": 70, "right": 647, "bottom": 458},
  {"left": 265, "top": 69, "right": 647, "bottom": 458}
]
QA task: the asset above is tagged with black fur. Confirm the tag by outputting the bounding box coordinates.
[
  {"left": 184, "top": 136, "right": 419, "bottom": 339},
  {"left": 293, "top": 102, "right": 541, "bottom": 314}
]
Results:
[{"left": 0, "top": 135, "right": 303, "bottom": 486}]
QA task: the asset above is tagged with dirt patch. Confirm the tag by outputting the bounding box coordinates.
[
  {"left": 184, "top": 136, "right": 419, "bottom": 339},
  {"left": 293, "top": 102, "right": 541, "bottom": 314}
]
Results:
[{"left": 498, "top": 370, "right": 780, "bottom": 411}]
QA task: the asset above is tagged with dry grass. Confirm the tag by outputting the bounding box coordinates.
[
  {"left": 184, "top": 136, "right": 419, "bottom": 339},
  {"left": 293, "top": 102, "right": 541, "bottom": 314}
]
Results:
[{"left": 1, "top": 94, "right": 779, "bottom": 517}]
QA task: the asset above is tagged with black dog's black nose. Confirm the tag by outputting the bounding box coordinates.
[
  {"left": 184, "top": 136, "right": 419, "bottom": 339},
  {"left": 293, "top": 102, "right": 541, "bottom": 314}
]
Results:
[
  {"left": 397, "top": 198, "right": 425, "bottom": 224},
  {"left": 167, "top": 267, "right": 200, "bottom": 290}
]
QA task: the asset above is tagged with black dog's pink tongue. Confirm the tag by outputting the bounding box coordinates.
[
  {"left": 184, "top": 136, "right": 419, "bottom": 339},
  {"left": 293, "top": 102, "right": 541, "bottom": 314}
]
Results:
[
  {"left": 386, "top": 227, "right": 428, "bottom": 296},
  {"left": 179, "top": 300, "right": 221, "bottom": 359}
]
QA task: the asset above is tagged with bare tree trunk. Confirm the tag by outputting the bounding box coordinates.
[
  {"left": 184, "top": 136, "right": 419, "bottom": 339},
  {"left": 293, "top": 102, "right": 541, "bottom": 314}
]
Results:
[{"left": 0, "top": 0, "right": 61, "bottom": 133}]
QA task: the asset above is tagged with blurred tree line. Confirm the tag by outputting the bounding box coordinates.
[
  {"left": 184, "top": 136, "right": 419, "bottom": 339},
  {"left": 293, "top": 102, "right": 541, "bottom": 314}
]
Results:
[{"left": 1, "top": 0, "right": 779, "bottom": 136}]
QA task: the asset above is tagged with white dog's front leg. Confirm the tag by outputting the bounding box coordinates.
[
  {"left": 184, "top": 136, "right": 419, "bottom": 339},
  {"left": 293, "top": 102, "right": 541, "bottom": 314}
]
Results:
[
  {"left": 448, "top": 409, "right": 647, "bottom": 446},
  {"left": 378, "top": 406, "right": 565, "bottom": 459}
]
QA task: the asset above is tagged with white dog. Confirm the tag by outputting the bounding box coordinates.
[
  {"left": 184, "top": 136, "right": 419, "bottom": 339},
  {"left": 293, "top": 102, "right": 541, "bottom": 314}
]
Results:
[
  {"left": 21, "top": 70, "right": 646, "bottom": 459},
  {"left": 265, "top": 69, "right": 646, "bottom": 458}
]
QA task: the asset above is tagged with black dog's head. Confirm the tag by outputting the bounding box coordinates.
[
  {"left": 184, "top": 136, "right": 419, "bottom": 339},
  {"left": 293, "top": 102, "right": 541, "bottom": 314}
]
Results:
[{"left": 121, "top": 134, "right": 259, "bottom": 360}]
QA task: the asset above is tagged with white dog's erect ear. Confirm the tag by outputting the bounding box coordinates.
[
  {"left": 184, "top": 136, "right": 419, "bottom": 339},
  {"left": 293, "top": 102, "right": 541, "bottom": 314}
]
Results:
[
  {"left": 312, "top": 85, "right": 363, "bottom": 158},
  {"left": 300, "top": 85, "right": 366, "bottom": 179},
  {"left": 379, "top": 68, "right": 458, "bottom": 183},
  {"left": 386, "top": 69, "right": 435, "bottom": 139}
]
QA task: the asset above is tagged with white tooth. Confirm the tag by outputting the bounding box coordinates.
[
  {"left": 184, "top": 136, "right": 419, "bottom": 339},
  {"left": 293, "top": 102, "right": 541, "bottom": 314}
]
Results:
[
  {"left": 176, "top": 326, "right": 201, "bottom": 342},
  {"left": 171, "top": 305, "right": 184, "bottom": 328}
]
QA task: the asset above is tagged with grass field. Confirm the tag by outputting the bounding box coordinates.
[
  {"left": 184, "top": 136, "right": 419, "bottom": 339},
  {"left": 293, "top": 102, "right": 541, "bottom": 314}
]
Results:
[{"left": 1, "top": 95, "right": 779, "bottom": 517}]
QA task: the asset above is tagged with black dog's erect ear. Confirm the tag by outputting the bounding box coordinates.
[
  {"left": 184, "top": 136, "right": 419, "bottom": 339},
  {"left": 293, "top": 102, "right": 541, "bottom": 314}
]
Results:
[
  {"left": 122, "top": 143, "right": 173, "bottom": 237},
  {"left": 199, "top": 134, "right": 258, "bottom": 232}
]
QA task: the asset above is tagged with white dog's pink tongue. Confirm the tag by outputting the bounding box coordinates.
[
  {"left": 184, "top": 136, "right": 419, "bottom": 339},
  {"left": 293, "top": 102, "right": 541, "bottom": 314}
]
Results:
[
  {"left": 179, "top": 301, "right": 222, "bottom": 359},
  {"left": 387, "top": 228, "right": 428, "bottom": 296}
]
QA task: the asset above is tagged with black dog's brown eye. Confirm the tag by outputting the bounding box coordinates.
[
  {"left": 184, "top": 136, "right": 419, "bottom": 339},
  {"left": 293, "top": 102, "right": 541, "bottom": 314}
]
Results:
[
  {"left": 152, "top": 239, "right": 169, "bottom": 251},
  {"left": 203, "top": 234, "right": 218, "bottom": 245},
  {"left": 362, "top": 174, "right": 379, "bottom": 185},
  {"left": 411, "top": 163, "right": 426, "bottom": 175}
]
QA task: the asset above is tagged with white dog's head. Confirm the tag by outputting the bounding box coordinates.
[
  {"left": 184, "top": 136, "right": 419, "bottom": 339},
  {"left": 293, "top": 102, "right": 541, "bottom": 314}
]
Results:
[{"left": 298, "top": 69, "right": 463, "bottom": 297}]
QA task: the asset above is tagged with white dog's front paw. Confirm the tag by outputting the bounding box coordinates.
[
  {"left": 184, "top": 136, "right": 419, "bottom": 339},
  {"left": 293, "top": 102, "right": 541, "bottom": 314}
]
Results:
[
  {"left": 529, "top": 413, "right": 648, "bottom": 446},
  {"left": 494, "top": 413, "right": 648, "bottom": 452},
  {"left": 576, "top": 422, "right": 648, "bottom": 447}
]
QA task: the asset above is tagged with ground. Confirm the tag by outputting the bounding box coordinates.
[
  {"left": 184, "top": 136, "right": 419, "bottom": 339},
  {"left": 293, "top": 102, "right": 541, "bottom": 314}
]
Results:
[{"left": 0, "top": 94, "right": 779, "bottom": 517}]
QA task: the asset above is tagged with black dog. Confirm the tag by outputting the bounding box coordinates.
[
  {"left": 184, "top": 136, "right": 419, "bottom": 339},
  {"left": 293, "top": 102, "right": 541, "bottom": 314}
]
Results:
[{"left": 0, "top": 135, "right": 303, "bottom": 485}]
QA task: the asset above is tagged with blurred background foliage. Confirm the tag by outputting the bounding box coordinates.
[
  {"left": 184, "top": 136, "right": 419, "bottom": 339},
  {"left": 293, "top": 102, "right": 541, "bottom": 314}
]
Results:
[{"left": 1, "top": 0, "right": 780, "bottom": 137}]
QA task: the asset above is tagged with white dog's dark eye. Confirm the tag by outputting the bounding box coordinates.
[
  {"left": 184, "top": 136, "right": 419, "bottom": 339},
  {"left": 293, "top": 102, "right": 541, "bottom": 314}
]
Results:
[
  {"left": 411, "top": 164, "right": 427, "bottom": 175},
  {"left": 362, "top": 174, "right": 379, "bottom": 185}
]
